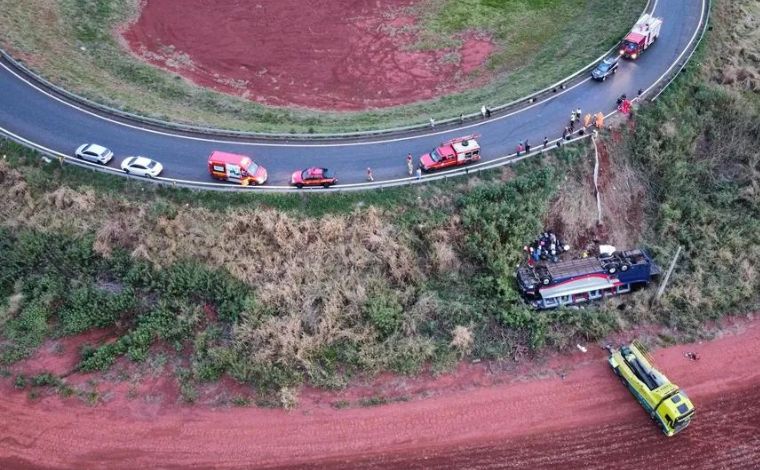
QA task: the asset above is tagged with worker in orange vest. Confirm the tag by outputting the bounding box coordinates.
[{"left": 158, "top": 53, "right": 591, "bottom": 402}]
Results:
[
  {"left": 584, "top": 113, "right": 592, "bottom": 128},
  {"left": 595, "top": 112, "right": 605, "bottom": 128}
]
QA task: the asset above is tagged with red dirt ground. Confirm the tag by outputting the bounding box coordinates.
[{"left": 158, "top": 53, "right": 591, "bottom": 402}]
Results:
[
  {"left": 2, "top": 317, "right": 759, "bottom": 469},
  {"left": 120, "top": 0, "right": 495, "bottom": 111}
]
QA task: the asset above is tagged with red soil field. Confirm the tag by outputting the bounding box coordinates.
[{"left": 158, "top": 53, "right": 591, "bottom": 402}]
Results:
[
  {"left": 1, "top": 318, "right": 759, "bottom": 469},
  {"left": 120, "top": 0, "right": 494, "bottom": 111}
]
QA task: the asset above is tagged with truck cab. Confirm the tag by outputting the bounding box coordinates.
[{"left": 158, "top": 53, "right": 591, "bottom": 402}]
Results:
[
  {"left": 420, "top": 135, "right": 480, "bottom": 172},
  {"left": 609, "top": 342, "right": 695, "bottom": 436},
  {"left": 619, "top": 14, "right": 663, "bottom": 59}
]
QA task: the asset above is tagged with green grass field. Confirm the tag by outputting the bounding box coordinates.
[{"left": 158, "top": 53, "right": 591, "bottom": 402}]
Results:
[{"left": 0, "top": 0, "right": 645, "bottom": 133}]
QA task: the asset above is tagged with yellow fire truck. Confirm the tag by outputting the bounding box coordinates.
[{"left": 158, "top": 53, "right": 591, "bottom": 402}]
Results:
[{"left": 608, "top": 342, "right": 695, "bottom": 436}]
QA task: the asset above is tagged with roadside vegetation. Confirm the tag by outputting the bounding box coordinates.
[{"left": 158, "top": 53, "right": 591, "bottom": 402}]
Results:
[
  {"left": 1, "top": 0, "right": 757, "bottom": 407},
  {"left": 0, "top": 0, "right": 644, "bottom": 132}
]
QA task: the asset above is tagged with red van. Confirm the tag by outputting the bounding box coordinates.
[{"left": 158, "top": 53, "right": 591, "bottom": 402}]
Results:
[{"left": 208, "top": 151, "right": 267, "bottom": 186}]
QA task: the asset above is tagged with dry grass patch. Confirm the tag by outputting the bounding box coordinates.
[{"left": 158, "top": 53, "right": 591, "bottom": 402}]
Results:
[{"left": 706, "top": 0, "right": 760, "bottom": 92}]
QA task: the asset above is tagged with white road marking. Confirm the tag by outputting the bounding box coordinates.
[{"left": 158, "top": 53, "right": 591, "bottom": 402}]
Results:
[
  {"left": 0, "top": 60, "right": 589, "bottom": 149},
  {"left": 642, "top": 0, "right": 705, "bottom": 97}
]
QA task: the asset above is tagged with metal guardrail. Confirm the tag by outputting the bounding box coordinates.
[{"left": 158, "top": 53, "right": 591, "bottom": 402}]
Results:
[
  {"left": 0, "top": 124, "right": 592, "bottom": 192},
  {"left": 651, "top": 0, "right": 711, "bottom": 101},
  {"left": 0, "top": 0, "right": 712, "bottom": 194},
  {"left": 0, "top": 0, "right": 653, "bottom": 141}
]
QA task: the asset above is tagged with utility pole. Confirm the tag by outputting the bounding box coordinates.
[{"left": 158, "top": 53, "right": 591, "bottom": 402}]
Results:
[{"left": 652, "top": 246, "right": 682, "bottom": 306}]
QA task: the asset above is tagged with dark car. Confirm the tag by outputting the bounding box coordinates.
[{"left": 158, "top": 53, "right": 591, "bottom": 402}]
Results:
[{"left": 591, "top": 56, "right": 620, "bottom": 81}]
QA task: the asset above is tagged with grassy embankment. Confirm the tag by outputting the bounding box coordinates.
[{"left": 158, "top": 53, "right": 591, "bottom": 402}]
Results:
[
  {"left": 0, "top": 0, "right": 644, "bottom": 133},
  {"left": 1, "top": 0, "right": 758, "bottom": 407}
]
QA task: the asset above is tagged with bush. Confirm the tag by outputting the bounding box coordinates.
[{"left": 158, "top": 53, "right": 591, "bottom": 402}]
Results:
[
  {"left": 363, "top": 289, "right": 403, "bottom": 338},
  {"left": 58, "top": 286, "right": 137, "bottom": 335},
  {"left": 1, "top": 302, "right": 50, "bottom": 363}
]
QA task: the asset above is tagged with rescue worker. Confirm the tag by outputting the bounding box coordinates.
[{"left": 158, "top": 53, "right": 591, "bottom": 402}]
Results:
[
  {"left": 595, "top": 112, "right": 605, "bottom": 128},
  {"left": 584, "top": 113, "right": 592, "bottom": 128}
]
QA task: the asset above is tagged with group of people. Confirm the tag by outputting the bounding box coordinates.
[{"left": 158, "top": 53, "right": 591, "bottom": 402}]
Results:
[
  {"left": 562, "top": 106, "right": 606, "bottom": 141},
  {"left": 401, "top": 94, "right": 640, "bottom": 183},
  {"left": 617, "top": 94, "right": 633, "bottom": 115},
  {"left": 516, "top": 139, "right": 532, "bottom": 156},
  {"left": 524, "top": 230, "right": 569, "bottom": 264}
]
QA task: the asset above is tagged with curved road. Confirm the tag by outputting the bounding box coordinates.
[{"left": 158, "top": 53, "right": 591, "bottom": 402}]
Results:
[{"left": 0, "top": 0, "right": 705, "bottom": 190}]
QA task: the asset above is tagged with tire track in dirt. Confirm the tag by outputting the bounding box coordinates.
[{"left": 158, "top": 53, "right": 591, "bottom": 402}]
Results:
[{"left": 1, "top": 320, "right": 759, "bottom": 469}]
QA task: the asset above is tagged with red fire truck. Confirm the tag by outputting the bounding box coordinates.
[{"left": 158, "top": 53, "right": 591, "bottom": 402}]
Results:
[
  {"left": 619, "top": 14, "right": 663, "bottom": 60},
  {"left": 419, "top": 134, "right": 481, "bottom": 172},
  {"left": 208, "top": 151, "right": 268, "bottom": 186}
]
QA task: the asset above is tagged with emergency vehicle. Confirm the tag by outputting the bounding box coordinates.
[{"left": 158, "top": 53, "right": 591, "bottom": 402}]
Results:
[
  {"left": 419, "top": 134, "right": 480, "bottom": 172},
  {"left": 516, "top": 249, "right": 661, "bottom": 309},
  {"left": 290, "top": 167, "right": 337, "bottom": 188},
  {"left": 619, "top": 14, "right": 663, "bottom": 59},
  {"left": 609, "top": 342, "right": 695, "bottom": 436},
  {"left": 208, "top": 151, "right": 268, "bottom": 186}
]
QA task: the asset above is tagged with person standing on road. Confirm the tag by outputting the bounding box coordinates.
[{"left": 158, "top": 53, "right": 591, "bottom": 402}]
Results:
[
  {"left": 406, "top": 153, "right": 414, "bottom": 176},
  {"left": 481, "top": 105, "right": 487, "bottom": 118},
  {"left": 543, "top": 137, "right": 549, "bottom": 149},
  {"left": 575, "top": 107, "right": 582, "bottom": 121},
  {"left": 416, "top": 167, "right": 422, "bottom": 180},
  {"left": 430, "top": 117, "right": 435, "bottom": 128},
  {"left": 366, "top": 167, "right": 374, "bottom": 182},
  {"left": 584, "top": 113, "right": 592, "bottom": 128},
  {"left": 485, "top": 107, "right": 492, "bottom": 118},
  {"left": 525, "top": 140, "right": 531, "bottom": 153},
  {"left": 595, "top": 112, "right": 605, "bottom": 128},
  {"left": 516, "top": 142, "right": 524, "bottom": 156}
]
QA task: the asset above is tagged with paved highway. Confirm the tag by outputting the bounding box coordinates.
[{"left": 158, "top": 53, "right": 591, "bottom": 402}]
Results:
[{"left": 0, "top": 0, "right": 706, "bottom": 190}]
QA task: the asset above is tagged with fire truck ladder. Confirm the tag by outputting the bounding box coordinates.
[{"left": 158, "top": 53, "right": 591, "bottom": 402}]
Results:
[
  {"left": 443, "top": 133, "right": 480, "bottom": 145},
  {"left": 623, "top": 347, "right": 659, "bottom": 391}
]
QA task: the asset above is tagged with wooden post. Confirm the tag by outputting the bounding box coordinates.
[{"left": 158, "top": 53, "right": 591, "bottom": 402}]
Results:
[{"left": 652, "top": 246, "right": 682, "bottom": 306}]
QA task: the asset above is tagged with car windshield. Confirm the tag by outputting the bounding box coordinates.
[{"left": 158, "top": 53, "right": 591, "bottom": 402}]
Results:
[
  {"left": 302, "top": 169, "right": 318, "bottom": 180},
  {"left": 246, "top": 162, "right": 259, "bottom": 174},
  {"left": 597, "top": 62, "right": 611, "bottom": 72},
  {"left": 624, "top": 40, "right": 638, "bottom": 50},
  {"left": 430, "top": 149, "right": 441, "bottom": 162}
]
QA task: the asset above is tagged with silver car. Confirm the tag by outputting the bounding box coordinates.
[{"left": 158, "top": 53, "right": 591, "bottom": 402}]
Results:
[
  {"left": 120, "top": 156, "right": 164, "bottom": 178},
  {"left": 75, "top": 143, "right": 114, "bottom": 164}
]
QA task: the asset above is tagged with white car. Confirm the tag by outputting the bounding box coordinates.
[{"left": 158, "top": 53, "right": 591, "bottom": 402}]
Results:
[
  {"left": 75, "top": 143, "right": 113, "bottom": 164},
  {"left": 120, "top": 156, "right": 164, "bottom": 178}
]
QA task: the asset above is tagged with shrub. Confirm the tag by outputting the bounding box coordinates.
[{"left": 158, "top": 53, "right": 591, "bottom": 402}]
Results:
[
  {"left": 363, "top": 289, "right": 403, "bottom": 338},
  {"left": 58, "top": 286, "right": 137, "bottom": 335}
]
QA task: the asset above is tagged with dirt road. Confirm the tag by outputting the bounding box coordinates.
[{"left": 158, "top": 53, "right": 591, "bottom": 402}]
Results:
[{"left": 2, "top": 320, "right": 759, "bottom": 469}]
